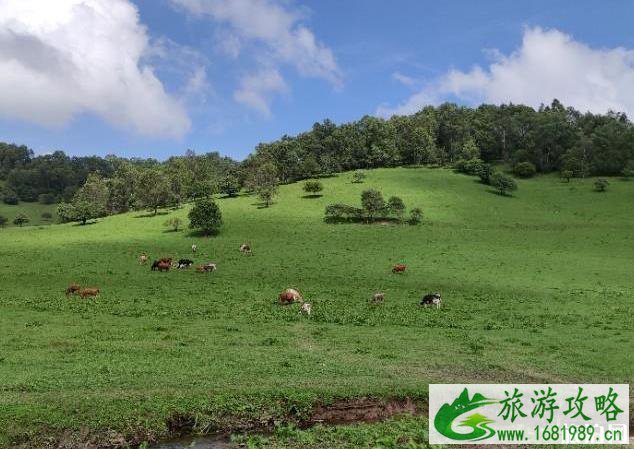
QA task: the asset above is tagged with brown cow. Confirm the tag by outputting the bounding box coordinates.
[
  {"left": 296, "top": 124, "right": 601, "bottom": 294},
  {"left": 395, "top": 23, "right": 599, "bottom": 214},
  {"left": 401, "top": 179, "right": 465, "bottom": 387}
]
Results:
[
  {"left": 138, "top": 254, "right": 148, "bottom": 265},
  {"left": 159, "top": 257, "right": 172, "bottom": 264},
  {"left": 65, "top": 284, "right": 81, "bottom": 296},
  {"left": 279, "top": 288, "right": 302, "bottom": 304},
  {"left": 80, "top": 288, "right": 100, "bottom": 299},
  {"left": 392, "top": 264, "right": 406, "bottom": 273},
  {"left": 157, "top": 261, "right": 171, "bottom": 272},
  {"left": 196, "top": 263, "right": 217, "bottom": 273}
]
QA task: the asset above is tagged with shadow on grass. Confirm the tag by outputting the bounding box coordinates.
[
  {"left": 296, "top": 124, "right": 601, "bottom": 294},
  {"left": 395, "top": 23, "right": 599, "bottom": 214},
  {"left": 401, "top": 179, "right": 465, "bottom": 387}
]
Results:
[
  {"left": 486, "top": 189, "right": 516, "bottom": 198},
  {"left": 324, "top": 216, "right": 402, "bottom": 225},
  {"left": 250, "top": 202, "right": 274, "bottom": 209},
  {"left": 186, "top": 229, "right": 220, "bottom": 238},
  {"left": 162, "top": 229, "right": 183, "bottom": 234},
  {"left": 134, "top": 211, "right": 169, "bottom": 218},
  {"left": 302, "top": 194, "right": 323, "bottom": 199},
  {"left": 71, "top": 221, "right": 99, "bottom": 227}
]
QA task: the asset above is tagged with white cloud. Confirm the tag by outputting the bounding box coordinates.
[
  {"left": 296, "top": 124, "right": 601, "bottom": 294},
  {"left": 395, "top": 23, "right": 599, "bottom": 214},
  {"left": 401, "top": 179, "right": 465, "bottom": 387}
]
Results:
[
  {"left": 233, "top": 68, "right": 287, "bottom": 116},
  {"left": 171, "top": 0, "right": 342, "bottom": 113},
  {"left": 392, "top": 72, "right": 416, "bottom": 87},
  {"left": 378, "top": 27, "right": 634, "bottom": 118},
  {"left": 0, "top": 0, "right": 190, "bottom": 138}
]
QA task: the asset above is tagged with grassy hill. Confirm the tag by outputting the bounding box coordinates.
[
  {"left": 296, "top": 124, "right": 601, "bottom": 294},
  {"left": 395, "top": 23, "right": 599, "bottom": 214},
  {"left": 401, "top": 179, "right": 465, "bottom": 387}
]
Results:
[
  {"left": 0, "top": 201, "right": 57, "bottom": 227},
  {"left": 0, "top": 167, "right": 632, "bottom": 447}
]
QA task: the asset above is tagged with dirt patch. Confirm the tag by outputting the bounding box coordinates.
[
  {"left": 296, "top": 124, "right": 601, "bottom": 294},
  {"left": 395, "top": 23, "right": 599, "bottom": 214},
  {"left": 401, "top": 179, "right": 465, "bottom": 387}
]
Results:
[{"left": 306, "top": 396, "right": 421, "bottom": 426}]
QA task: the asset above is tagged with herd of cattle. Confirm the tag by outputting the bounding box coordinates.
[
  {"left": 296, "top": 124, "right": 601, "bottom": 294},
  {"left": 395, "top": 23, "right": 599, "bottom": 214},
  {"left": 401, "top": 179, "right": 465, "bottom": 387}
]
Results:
[{"left": 64, "top": 242, "right": 442, "bottom": 310}]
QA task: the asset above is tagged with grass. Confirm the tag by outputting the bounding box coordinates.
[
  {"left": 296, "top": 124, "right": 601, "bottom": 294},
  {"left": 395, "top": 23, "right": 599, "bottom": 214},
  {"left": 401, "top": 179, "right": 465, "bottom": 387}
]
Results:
[
  {"left": 0, "top": 201, "right": 57, "bottom": 227},
  {"left": 0, "top": 167, "right": 632, "bottom": 447}
]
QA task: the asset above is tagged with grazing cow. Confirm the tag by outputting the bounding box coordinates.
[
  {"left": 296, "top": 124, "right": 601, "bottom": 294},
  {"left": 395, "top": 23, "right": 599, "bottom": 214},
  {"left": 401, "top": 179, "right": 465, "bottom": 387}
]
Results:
[
  {"left": 371, "top": 292, "right": 385, "bottom": 303},
  {"left": 151, "top": 260, "right": 160, "bottom": 271},
  {"left": 177, "top": 259, "right": 194, "bottom": 269},
  {"left": 191, "top": 244, "right": 197, "bottom": 253},
  {"left": 159, "top": 257, "right": 172, "bottom": 264},
  {"left": 239, "top": 243, "right": 252, "bottom": 254},
  {"left": 65, "top": 284, "right": 81, "bottom": 296},
  {"left": 299, "top": 303, "right": 312, "bottom": 315},
  {"left": 279, "top": 288, "right": 302, "bottom": 304},
  {"left": 420, "top": 292, "right": 442, "bottom": 309},
  {"left": 392, "top": 264, "right": 407, "bottom": 273},
  {"left": 157, "top": 261, "right": 171, "bottom": 272},
  {"left": 138, "top": 254, "right": 148, "bottom": 265},
  {"left": 80, "top": 288, "right": 100, "bottom": 299},
  {"left": 196, "top": 263, "right": 217, "bottom": 273}
]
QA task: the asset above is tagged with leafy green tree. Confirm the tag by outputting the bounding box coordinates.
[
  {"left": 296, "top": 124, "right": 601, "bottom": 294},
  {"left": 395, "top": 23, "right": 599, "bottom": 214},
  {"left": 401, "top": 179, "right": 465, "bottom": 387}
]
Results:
[
  {"left": 164, "top": 217, "right": 183, "bottom": 232},
  {"left": 189, "top": 197, "right": 222, "bottom": 235},
  {"left": 409, "top": 207, "right": 423, "bottom": 225},
  {"left": 220, "top": 174, "right": 241, "bottom": 197},
  {"left": 560, "top": 170, "right": 574, "bottom": 182},
  {"left": 351, "top": 170, "right": 366, "bottom": 183},
  {"left": 622, "top": 161, "right": 634, "bottom": 179},
  {"left": 594, "top": 178, "right": 609, "bottom": 192},
  {"left": 491, "top": 173, "right": 518, "bottom": 196},
  {"left": 303, "top": 180, "right": 323, "bottom": 196},
  {"left": 133, "top": 168, "right": 171, "bottom": 215},
  {"left": 70, "top": 173, "right": 110, "bottom": 225},
  {"left": 0, "top": 215, "right": 7, "bottom": 227},
  {"left": 477, "top": 164, "right": 495, "bottom": 185},
  {"left": 361, "top": 189, "right": 385, "bottom": 222},
  {"left": 247, "top": 162, "right": 279, "bottom": 207},
  {"left": 386, "top": 196, "right": 406, "bottom": 222},
  {"left": 513, "top": 161, "right": 537, "bottom": 178},
  {"left": 56, "top": 203, "right": 77, "bottom": 223},
  {"left": 13, "top": 213, "right": 30, "bottom": 227}
]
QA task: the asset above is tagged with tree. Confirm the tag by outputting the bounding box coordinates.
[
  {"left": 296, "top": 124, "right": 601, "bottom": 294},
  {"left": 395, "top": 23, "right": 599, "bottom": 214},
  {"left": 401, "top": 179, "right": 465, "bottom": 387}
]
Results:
[
  {"left": 220, "top": 174, "right": 241, "bottom": 197},
  {"left": 594, "top": 178, "right": 609, "bottom": 192},
  {"left": 188, "top": 198, "right": 222, "bottom": 235},
  {"left": 56, "top": 203, "right": 77, "bottom": 223},
  {"left": 560, "top": 170, "right": 574, "bottom": 182},
  {"left": 490, "top": 173, "right": 518, "bottom": 196},
  {"left": 247, "top": 162, "right": 279, "bottom": 207},
  {"left": 361, "top": 189, "right": 385, "bottom": 222},
  {"left": 133, "top": 168, "right": 171, "bottom": 215},
  {"left": 2, "top": 191, "right": 18, "bottom": 205},
  {"left": 0, "top": 215, "right": 7, "bottom": 227},
  {"left": 622, "top": 160, "right": 634, "bottom": 179},
  {"left": 409, "top": 207, "right": 423, "bottom": 225},
  {"left": 164, "top": 217, "right": 183, "bottom": 232},
  {"left": 70, "top": 173, "right": 109, "bottom": 225},
  {"left": 477, "top": 164, "right": 495, "bottom": 185},
  {"left": 13, "top": 213, "right": 30, "bottom": 227},
  {"left": 303, "top": 180, "right": 323, "bottom": 196},
  {"left": 351, "top": 170, "right": 366, "bottom": 183},
  {"left": 386, "top": 196, "right": 406, "bottom": 222},
  {"left": 513, "top": 161, "right": 537, "bottom": 178}
]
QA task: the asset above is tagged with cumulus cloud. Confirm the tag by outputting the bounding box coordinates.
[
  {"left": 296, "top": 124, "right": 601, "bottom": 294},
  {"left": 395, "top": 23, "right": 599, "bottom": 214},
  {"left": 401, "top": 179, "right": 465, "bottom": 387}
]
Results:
[
  {"left": 171, "top": 0, "right": 342, "bottom": 113},
  {"left": 378, "top": 27, "right": 634, "bottom": 117},
  {"left": 392, "top": 72, "right": 417, "bottom": 87},
  {"left": 233, "top": 68, "right": 287, "bottom": 116},
  {"left": 0, "top": 0, "right": 190, "bottom": 138}
]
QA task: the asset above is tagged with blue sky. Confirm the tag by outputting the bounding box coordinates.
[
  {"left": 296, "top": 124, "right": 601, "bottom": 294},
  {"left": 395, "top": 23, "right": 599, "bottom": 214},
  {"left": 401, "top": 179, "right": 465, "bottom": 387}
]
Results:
[{"left": 1, "top": 0, "right": 633, "bottom": 160}]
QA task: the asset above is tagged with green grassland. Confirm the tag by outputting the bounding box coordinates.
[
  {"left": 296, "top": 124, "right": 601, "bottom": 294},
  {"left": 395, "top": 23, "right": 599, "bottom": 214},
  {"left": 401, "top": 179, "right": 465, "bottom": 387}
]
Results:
[
  {"left": 0, "top": 167, "right": 632, "bottom": 447},
  {"left": 0, "top": 201, "right": 57, "bottom": 227}
]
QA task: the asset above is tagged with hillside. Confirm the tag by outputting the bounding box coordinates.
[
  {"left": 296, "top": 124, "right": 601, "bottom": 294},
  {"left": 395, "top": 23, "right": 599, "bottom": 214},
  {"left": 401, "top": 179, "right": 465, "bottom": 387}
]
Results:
[{"left": 0, "top": 167, "right": 632, "bottom": 447}]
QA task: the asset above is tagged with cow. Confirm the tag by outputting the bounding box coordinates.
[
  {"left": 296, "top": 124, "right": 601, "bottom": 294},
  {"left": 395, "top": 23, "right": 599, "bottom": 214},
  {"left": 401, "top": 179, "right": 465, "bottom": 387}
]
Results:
[
  {"left": 392, "top": 264, "right": 407, "bottom": 273},
  {"left": 80, "top": 287, "right": 100, "bottom": 299},
  {"left": 420, "top": 292, "right": 442, "bottom": 309},
  {"left": 177, "top": 259, "right": 194, "bottom": 269},
  {"left": 151, "top": 260, "right": 160, "bottom": 271},
  {"left": 191, "top": 244, "right": 197, "bottom": 253},
  {"left": 157, "top": 261, "right": 171, "bottom": 272},
  {"left": 65, "top": 284, "right": 81, "bottom": 296},
  {"left": 196, "top": 263, "right": 216, "bottom": 272},
  {"left": 138, "top": 254, "right": 148, "bottom": 265},
  {"left": 159, "top": 257, "right": 172, "bottom": 264},
  {"left": 279, "top": 288, "right": 302, "bottom": 304},
  {"left": 299, "top": 303, "right": 312, "bottom": 315},
  {"left": 371, "top": 292, "right": 385, "bottom": 303},
  {"left": 239, "top": 243, "right": 252, "bottom": 254}
]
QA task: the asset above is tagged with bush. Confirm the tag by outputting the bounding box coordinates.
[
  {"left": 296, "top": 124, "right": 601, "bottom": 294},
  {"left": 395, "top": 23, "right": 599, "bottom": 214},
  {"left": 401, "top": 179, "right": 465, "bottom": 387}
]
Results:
[
  {"left": 361, "top": 189, "right": 385, "bottom": 222},
  {"left": 513, "top": 161, "right": 537, "bottom": 178},
  {"left": 41, "top": 212, "right": 53, "bottom": 221},
  {"left": 409, "top": 207, "right": 423, "bottom": 225},
  {"left": 351, "top": 170, "right": 366, "bottom": 183},
  {"left": 56, "top": 203, "right": 77, "bottom": 223},
  {"left": 455, "top": 158, "right": 484, "bottom": 175},
  {"left": 594, "top": 178, "right": 609, "bottom": 192},
  {"left": 13, "top": 213, "right": 30, "bottom": 227},
  {"left": 622, "top": 161, "right": 634, "bottom": 179},
  {"left": 477, "top": 164, "right": 495, "bottom": 185},
  {"left": 490, "top": 173, "right": 518, "bottom": 196},
  {"left": 164, "top": 217, "right": 183, "bottom": 232},
  {"left": 560, "top": 170, "right": 574, "bottom": 182},
  {"left": 38, "top": 193, "right": 57, "bottom": 205},
  {"left": 3, "top": 193, "right": 18, "bottom": 205},
  {"left": 189, "top": 198, "right": 222, "bottom": 235},
  {"left": 0, "top": 215, "right": 7, "bottom": 227},
  {"left": 325, "top": 203, "right": 363, "bottom": 221},
  {"left": 303, "top": 180, "right": 323, "bottom": 196},
  {"left": 386, "top": 196, "right": 406, "bottom": 221}
]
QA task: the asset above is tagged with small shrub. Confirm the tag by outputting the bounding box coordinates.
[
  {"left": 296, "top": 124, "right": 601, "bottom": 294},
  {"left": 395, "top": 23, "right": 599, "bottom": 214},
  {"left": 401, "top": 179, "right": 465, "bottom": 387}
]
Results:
[
  {"left": 455, "top": 158, "right": 484, "bottom": 175},
  {"left": 386, "top": 196, "right": 406, "bottom": 221},
  {"left": 594, "top": 178, "right": 609, "bottom": 192},
  {"left": 13, "top": 213, "right": 30, "bottom": 227},
  {"left": 351, "top": 170, "right": 366, "bottom": 183},
  {"left": 0, "top": 215, "right": 7, "bottom": 227},
  {"left": 325, "top": 203, "right": 363, "bottom": 221},
  {"left": 164, "top": 217, "right": 183, "bottom": 232},
  {"left": 2, "top": 194, "right": 18, "bottom": 205},
  {"left": 302, "top": 180, "right": 323, "bottom": 196},
  {"left": 513, "top": 161, "right": 537, "bottom": 178},
  {"left": 621, "top": 160, "right": 634, "bottom": 179},
  {"left": 477, "top": 164, "right": 495, "bottom": 185},
  {"left": 409, "top": 207, "right": 423, "bottom": 225},
  {"left": 560, "top": 170, "right": 574, "bottom": 182},
  {"left": 490, "top": 173, "right": 518, "bottom": 196},
  {"left": 189, "top": 198, "right": 222, "bottom": 235},
  {"left": 41, "top": 212, "right": 53, "bottom": 221}
]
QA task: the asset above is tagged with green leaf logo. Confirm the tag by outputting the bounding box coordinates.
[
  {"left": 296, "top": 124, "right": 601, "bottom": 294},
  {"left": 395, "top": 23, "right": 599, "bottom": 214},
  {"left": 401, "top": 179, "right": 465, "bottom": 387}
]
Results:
[{"left": 434, "top": 388, "right": 499, "bottom": 441}]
